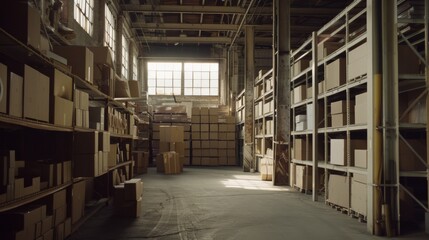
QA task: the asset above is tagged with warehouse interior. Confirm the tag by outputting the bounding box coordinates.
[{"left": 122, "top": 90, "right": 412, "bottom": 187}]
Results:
[{"left": 0, "top": 0, "right": 428, "bottom": 239}]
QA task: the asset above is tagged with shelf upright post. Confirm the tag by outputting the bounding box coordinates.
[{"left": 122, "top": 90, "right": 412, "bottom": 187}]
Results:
[
  {"left": 381, "top": 0, "right": 399, "bottom": 236},
  {"left": 423, "top": 0, "right": 429, "bottom": 234},
  {"left": 367, "top": 0, "right": 383, "bottom": 235},
  {"left": 273, "top": 0, "right": 290, "bottom": 185},
  {"left": 244, "top": 26, "right": 255, "bottom": 172},
  {"left": 311, "top": 32, "right": 319, "bottom": 201}
]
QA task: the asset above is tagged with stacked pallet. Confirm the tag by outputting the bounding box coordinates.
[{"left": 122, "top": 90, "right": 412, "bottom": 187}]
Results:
[{"left": 191, "top": 107, "right": 236, "bottom": 166}]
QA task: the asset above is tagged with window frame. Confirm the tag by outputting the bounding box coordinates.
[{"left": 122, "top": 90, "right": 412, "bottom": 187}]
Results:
[
  {"left": 104, "top": 4, "right": 116, "bottom": 62},
  {"left": 147, "top": 62, "right": 183, "bottom": 96},
  {"left": 121, "top": 34, "right": 129, "bottom": 80},
  {"left": 74, "top": 0, "right": 94, "bottom": 35}
]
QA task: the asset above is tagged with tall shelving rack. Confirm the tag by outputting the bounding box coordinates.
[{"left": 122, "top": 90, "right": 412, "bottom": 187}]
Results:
[
  {"left": 236, "top": 90, "right": 246, "bottom": 166},
  {"left": 253, "top": 70, "right": 275, "bottom": 175},
  {"left": 289, "top": 0, "right": 428, "bottom": 235}
]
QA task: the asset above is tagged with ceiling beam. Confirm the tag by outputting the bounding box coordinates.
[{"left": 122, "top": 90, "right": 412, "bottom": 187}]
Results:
[
  {"left": 121, "top": 4, "right": 272, "bottom": 14},
  {"left": 121, "top": 4, "right": 341, "bottom": 16},
  {"left": 131, "top": 22, "right": 273, "bottom": 31},
  {"left": 137, "top": 36, "right": 273, "bottom": 44}
]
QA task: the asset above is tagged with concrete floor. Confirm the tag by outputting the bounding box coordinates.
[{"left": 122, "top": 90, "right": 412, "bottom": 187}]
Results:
[{"left": 70, "top": 167, "right": 427, "bottom": 240}]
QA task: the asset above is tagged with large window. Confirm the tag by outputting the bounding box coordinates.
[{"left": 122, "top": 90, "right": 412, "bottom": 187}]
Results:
[
  {"left": 184, "top": 63, "right": 218, "bottom": 96},
  {"left": 147, "top": 62, "right": 182, "bottom": 95},
  {"left": 132, "top": 53, "right": 138, "bottom": 80},
  {"left": 121, "top": 34, "right": 129, "bottom": 79},
  {"left": 74, "top": 0, "right": 94, "bottom": 35},
  {"left": 104, "top": 5, "right": 115, "bottom": 61}
]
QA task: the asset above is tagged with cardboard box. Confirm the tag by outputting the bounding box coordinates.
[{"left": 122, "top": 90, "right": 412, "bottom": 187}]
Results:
[
  {"left": 210, "top": 132, "right": 218, "bottom": 140},
  {"left": 51, "top": 69, "right": 73, "bottom": 100},
  {"left": 53, "top": 46, "right": 94, "bottom": 83},
  {"left": 200, "top": 107, "right": 209, "bottom": 115},
  {"left": 201, "top": 132, "right": 209, "bottom": 140},
  {"left": 317, "top": 41, "right": 341, "bottom": 61},
  {"left": 74, "top": 131, "right": 99, "bottom": 153},
  {"left": 115, "top": 197, "right": 142, "bottom": 218},
  {"left": 295, "top": 121, "right": 307, "bottom": 131},
  {"left": 0, "top": 63, "right": 8, "bottom": 113},
  {"left": 72, "top": 180, "right": 86, "bottom": 224},
  {"left": 54, "top": 204, "right": 66, "bottom": 226},
  {"left": 124, "top": 179, "right": 143, "bottom": 201},
  {"left": 330, "top": 139, "right": 345, "bottom": 165},
  {"left": 348, "top": 42, "right": 367, "bottom": 81},
  {"left": 191, "top": 124, "right": 200, "bottom": 132},
  {"left": 295, "top": 165, "right": 312, "bottom": 190},
  {"left": 226, "top": 132, "right": 235, "bottom": 140},
  {"left": 191, "top": 116, "right": 200, "bottom": 123},
  {"left": 351, "top": 173, "right": 367, "bottom": 216},
  {"left": 328, "top": 174, "right": 350, "bottom": 208},
  {"left": 331, "top": 113, "right": 347, "bottom": 127},
  {"left": 209, "top": 107, "right": 219, "bottom": 115},
  {"left": 192, "top": 107, "right": 200, "bottom": 115},
  {"left": 331, "top": 100, "right": 346, "bottom": 115},
  {"left": 9, "top": 72, "right": 23, "bottom": 117},
  {"left": 80, "top": 91, "right": 89, "bottom": 111},
  {"left": 52, "top": 189, "right": 66, "bottom": 210},
  {"left": 354, "top": 149, "right": 367, "bottom": 168},
  {"left": 292, "top": 59, "right": 310, "bottom": 77},
  {"left": 98, "top": 132, "right": 110, "bottom": 152},
  {"left": 354, "top": 92, "right": 367, "bottom": 124},
  {"left": 293, "top": 85, "right": 306, "bottom": 104},
  {"left": 209, "top": 115, "right": 218, "bottom": 123},
  {"left": 42, "top": 215, "right": 53, "bottom": 234},
  {"left": 23, "top": 65, "right": 50, "bottom": 122},
  {"left": 318, "top": 80, "right": 325, "bottom": 95},
  {"left": 74, "top": 153, "right": 99, "bottom": 177},
  {"left": 201, "top": 115, "right": 209, "bottom": 123},
  {"left": 53, "top": 97, "right": 73, "bottom": 127},
  {"left": 108, "top": 144, "right": 118, "bottom": 167},
  {"left": 160, "top": 126, "right": 184, "bottom": 142},
  {"left": 0, "top": 3, "right": 41, "bottom": 50},
  {"left": 210, "top": 124, "right": 219, "bottom": 132},
  {"left": 260, "top": 157, "right": 273, "bottom": 181},
  {"left": 326, "top": 58, "right": 346, "bottom": 91},
  {"left": 193, "top": 132, "right": 201, "bottom": 140},
  {"left": 200, "top": 124, "right": 209, "bottom": 132}
]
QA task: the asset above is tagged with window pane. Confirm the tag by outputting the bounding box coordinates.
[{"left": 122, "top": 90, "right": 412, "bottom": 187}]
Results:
[
  {"left": 173, "top": 88, "right": 181, "bottom": 95},
  {"left": 184, "top": 63, "right": 192, "bottom": 71},
  {"left": 202, "top": 80, "right": 209, "bottom": 88},
  {"left": 210, "top": 71, "right": 218, "bottom": 80},
  {"left": 201, "top": 64, "right": 210, "bottom": 71},
  {"left": 210, "top": 63, "right": 218, "bottom": 71},
  {"left": 165, "top": 79, "right": 173, "bottom": 87},
  {"left": 193, "top": 88, "right": 201, "bottom": 95},
  {"left": 156, "top": 88, "right": 164, "bottom": 95},
  {"left": 158, "top": 79, "right": 165, "bottom": 87},
  {"left": 194, "top": 72, "right": 201, "bottom": 79},
  {"left": 202, "top": 72, "right": 210, "bottom": 80},
  {"left": 194, "top": 80, "right": 201, "bottom": 87},
  {"left": 173, "top": 71, "right": 181, "bottom": 80},
  {"left": 173, "top": 80, "right": 181, "bottom": 87},
  {"left": 148, "top": 87, "right": 155, "bottom": 95},
  {"left": 184, "top": 72, "right": 192, "bottom": 80},
  {"left": 184, "top": 80, "right": 192, "bottom": 87},
  {"left": 210, "top": 79, "right": 218, "bottom": 87},
  {"left": 193, "top": 63, "right": 201, "bottom": 71},
  {"left": 210, "top": 88, "right": 218, "bottom": 96},
  {"left": 184, "top": 88, "right": 192, "bottom": 95},
  {"left": 165, "top": 88, "right": 173, "bottom": 95},
  {"left": 148, "top": 79, "right": 156, "bottom": 87},
  {"left": 201, "top": 88, "right": 210, "bottom": 95}
]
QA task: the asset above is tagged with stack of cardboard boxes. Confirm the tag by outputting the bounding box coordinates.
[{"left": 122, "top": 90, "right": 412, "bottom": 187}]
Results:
[
  {"left": 114, "top": 179, "right": 143, "bottom": 217},
  {"left": 133, "top": 151, "right": 149, "bottom": 174},
  {"left": 191, "top": 107, "right": 236, "bottom": 166},
  {"left": 73, "top": 131, "right": 110, "bottom": 177},
  {"left": 326, "top": 58, "right": 346, "bottom": 91},
  {"left": 328, "top": 174, "right": 349, "bottom": 208},
  {"left": 330, "top": 139, "right": 366, "bottom": 166},
  {"left": 292, "top": 59, "right": 310, "bottom": 78},
  {"left": 295, "top": 115, "right": 307, "bottom": 131},
  {"left": 295, "top": 165, "right": 313, "bottom": 191},
  {"left": 89, "top": 107, "right": 105, "bottom": 131},
  {"left": 108, "top": 107, "right": 129, "bottom": 135},
  {"left": 330, "top": 100, "right": 352, "bottom": 127},
  {"left": 351, "top": 173, "right": 367, "bottom": 216},
  {"left": 74, "top": 89, "right": 90, "bottom": 128},
  {"left": 108, "top": 143, "right": 130, "bottom": 168},
  {"left": 51, "top": 69, "right": 73, "bottom": 127},
  {"left": 157, "top": 126, "right": 184, "bottom": 173},
  {"left": 157, "top": 152, "right": 182, "bottom": 174}
]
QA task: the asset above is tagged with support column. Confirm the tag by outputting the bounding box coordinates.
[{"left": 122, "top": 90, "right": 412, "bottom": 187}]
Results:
[
  {"left": 273, "top": 0, "right": 290, "bottom": 185},
  {"left": 367, "top": 0, "right": 382, "bottom": 235},
  {"left": 425, "top": 0, "right": 429, "bottom": 233},
  {"left": 243, "top": 26, "right": 255, "bottom": 172},
  {"left": 381, "top": 0, "right": 399, "bottom": 236},
  {"left": 116, "top": 15, "right": 124, "bottom": 77}
]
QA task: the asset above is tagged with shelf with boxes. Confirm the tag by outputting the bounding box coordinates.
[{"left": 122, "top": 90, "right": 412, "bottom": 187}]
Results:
[
  {"left": 0, "top": 3, "right": 139, "bottom": 238},
  {"left": 191, "top": 107, "right": 236, "bottom": 166},
  {"left": 289, "top": 0, "right": 372, "bottom": 221},
  {"left": 253, "top": 69, "right": 275, "bottom": 181}
]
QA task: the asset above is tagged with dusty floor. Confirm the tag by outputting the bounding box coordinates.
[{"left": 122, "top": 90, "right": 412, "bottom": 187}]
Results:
[{"left": 70, "top": 167, "right": 427, "bottom": 240}]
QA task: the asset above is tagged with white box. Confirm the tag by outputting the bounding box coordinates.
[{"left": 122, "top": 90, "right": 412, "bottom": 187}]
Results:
[
  {"left": 330, "top": 139, "right": 346, "bottom": 165},
  {"left": 306, "top": 104, "right": 314, "bottom": 130}
]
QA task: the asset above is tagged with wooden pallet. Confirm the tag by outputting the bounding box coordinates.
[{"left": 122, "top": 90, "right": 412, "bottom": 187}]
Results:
[
  {"left": 350, "top": 210, "right": 367, "bottom": 223},
  {"left": 327, "top": 202, "right": 349, "bottom": 215}
]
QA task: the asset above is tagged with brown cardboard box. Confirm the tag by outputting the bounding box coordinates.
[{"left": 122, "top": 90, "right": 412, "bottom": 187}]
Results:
[
  {"left": 218, "top": 141, "right": 227, "bottom": 149},
  {"left": 201, "top": 132, "right": 209, "bottom": 140},
  {"left": 227, "top": 149, "right": 235, "bottom": 157},
  {"left": 62, "top": 161, "right": 72, "bottom": 183},
  {"left": 52, "top": 189, "right": 67, "bottom": 210},
  {"left": 348, "top": 42, "right": 367, "bottom": 81},
  {"left": 209, "top": 141, "right": 218, "bottom": 148},
  {"left": 201, "top": 115, "right": 209, "bottom": 123},
  {"left": 201, "top": 141, "right": 211, "bottom": 148},
  {"left": 53, "top": 97, "right": 73, "bottom": 127},
  {"left": 200, "top": 107, "right": 209, "bottom": 115},
  {"left": 42, "top": 215, "right": 53, "bottom": 234},
  {"left": 292, "top": 59, "right": 310, "bottom": 77},
  {"left": 328, "top": 174, "right": 350, "bottom": 208},
  {"left": 210, "top": 124, "right": 219, "bottom": 132},
  {"left": 108, "top": 144, "right": 118, "bottom": 167},
  {"left": 160, "top": 126, "right": 184, "bottom": 142},
  {"left": 209, "top": 107, "right": 219, "bottom": 115},
  {"left": 218, "top": 124, "right": 228, "bottom": 132},
  {"left": 44, "top": 229, "right": 53, "bottom": 240},
  {"left": 72, "top": 180, "right": 86, "bottom": 224},
  {"left": 54, "top": 204, "right": 66, "bottom": 226},
  {"left": 317, "top": 42, "right": 342, "bottom": 61},
  {"left": 209, "top": 116, "right": 218, "bottom": 123},
  {"left": 318, "top": 80, "right": 325, "bottom": 95},
  {"left": 330, "top": 139, "right": 345, "bottom": 165},
  {"left": 53, "top": 46, "right": 94, "bottom": 83},
  {"left": 9, "top": 72, "right": 23, "bottom": 117},
  {"left": 192, "top": 124, "right": 200, "bottom": 132},
  {"left": 193, "top": 132, "right": 201, "bottom": 140},
  {"left": 398, "top": 45, "right": 421, "bottom": 74},
  {"left": 200, "top": 124, "right": 209, "bottom": 132},
  {"left": 218, "top": 157, "right": 228, "bottom": 166},
  {"left": 193, "top": 149, "right": 202, "bottom": 157},
  {"left": 209, "top": 149, "right": 218, "bottom": 157},
  {"left": 23, "top": 65, "right": 50, "bottom": 122},
  {"left": 354, "top": 149, "right": 367, "bottom": 168},
  {"left": 351, "top": 173, "right": 367, "bottom": 216},
  {"left": 226, "top": 141, "right": 235, "bottom": 149},
  {"left": 74, "top": 131, "right": 99, "bottom": 153},
  {"left": 192, "top": 157, "right": 201, "bottom": 165},
  {"left": 55, "top": 222, "right": 64, "bottom": 240},
  {"left": 227, "top": 124, "right": 235, "bottom": 132},
  {"left": 210, "top": 132, "right": 218, "bottom": 140},
  {"left": 191, "top": 116, "right": 200, "bottom": 124},
  {"left": 0, "top": 3, "right": 41, "bottom": 50},
  {"left": 51, "top": 69, "right": 73, "bottom": 100},
  {"left": 227, "top": 157, "right": 236, "bottom": 166},
  {"left": 330, "top": 100, "right": 346, "bottom": 115},
  {"left": 260, "top": 157, "right": 273, "bottom": 181},
  {"left": 295, "top": 165, "right": 312, "bottom": 190},
  {"left": 64, "top": 218, "right": 71, "bottom": 238},
  {"left": 193, "top": 141, "right": 201, "bottom": 148},
  {"left": 293, "top": 85, "right": 306, "bottom": 104},
  {"left": 124, "top": 179, "right": 143, "bottom": 201},
  {"left": 192, "top": 107, "right": 200, "bottom": 115},
  {"left": 115, "top": 197, "right": 142, "bottom": 218},
  {"left": 98, "top": 132, "right": 110, "bottom": 152},
  {"left": 354, "top": 92, "right": 367, "bottom": 124},
  {"left": 128, "top": 80, "right": 141, "bottom": 98},
  {"left": 80, "top": 91, "right": 89, "bottom": 111},
  {"left": 326, "top": 58, "right": 346, "bottom": 91},
  {"left": 226, "top": 132, "right": 235, "bottom": 140},
  {"left": 0, "top": 63, "right": 8, "bottom": 113},
  {"left": 331, "top": 113, "right": 347, "bottom": 127},
  {"left": 74, "top": 153, "right": 99, "bottom": 177},
  {"left": 218, "top": 132, "right": 227, "bottom": 140}
]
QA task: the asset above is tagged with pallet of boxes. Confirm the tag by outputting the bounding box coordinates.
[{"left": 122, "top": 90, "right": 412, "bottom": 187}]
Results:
[
  {"left": 191, "top": 107, "right": 236, "bottom": 166},
  {"left": 156, "top": 126, "right": 184, "bottom": 174},
  {"left": 113, "top": 179, "right": 143, "bottom": 217}
]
